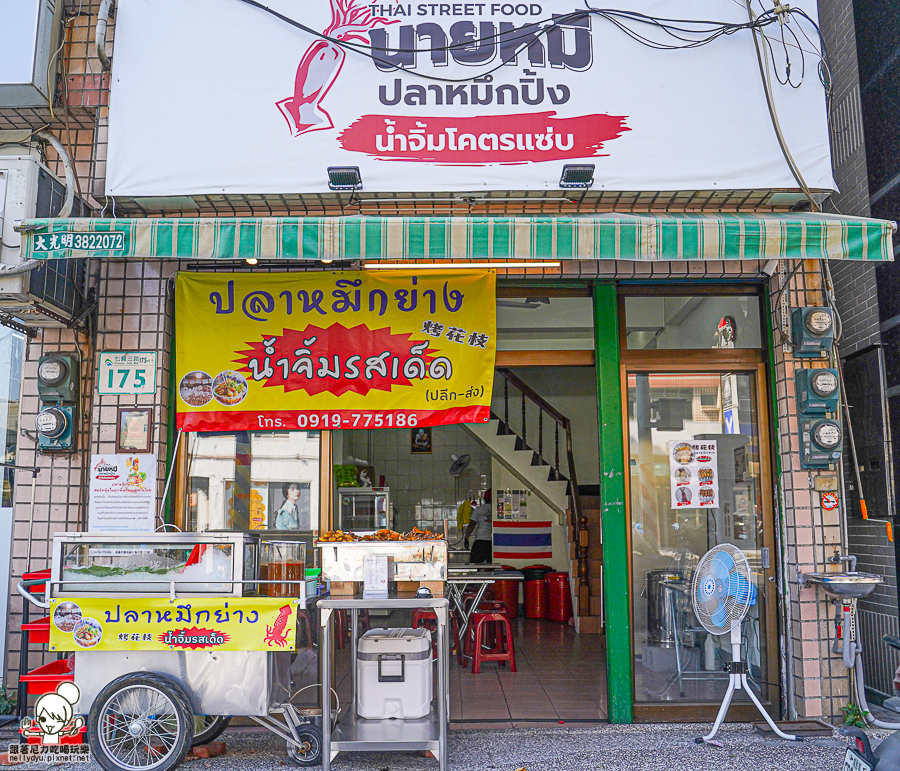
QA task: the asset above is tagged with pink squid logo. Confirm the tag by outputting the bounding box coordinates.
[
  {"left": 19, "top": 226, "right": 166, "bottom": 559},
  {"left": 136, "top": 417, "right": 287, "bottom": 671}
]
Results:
[{"left": 277, "top": 0, "right": 397, "bottom": 137}]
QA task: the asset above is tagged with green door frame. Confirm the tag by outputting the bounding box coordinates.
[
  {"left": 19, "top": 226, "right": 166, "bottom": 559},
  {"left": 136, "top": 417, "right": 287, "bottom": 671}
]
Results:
[{"left": 593, "top": 281, "right": 633, "bottom": 723}]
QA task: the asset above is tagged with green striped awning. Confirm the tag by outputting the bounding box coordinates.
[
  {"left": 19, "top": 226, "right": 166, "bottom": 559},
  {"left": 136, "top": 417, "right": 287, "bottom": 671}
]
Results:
[{"left": 20, "top": 212, "right": 895, "bottom": 262}]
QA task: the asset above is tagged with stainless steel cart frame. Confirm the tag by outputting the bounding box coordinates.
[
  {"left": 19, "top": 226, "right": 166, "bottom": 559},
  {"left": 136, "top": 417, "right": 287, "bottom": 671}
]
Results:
[{"left": 319, "top": 595, "right": 449, "bottom": 771}]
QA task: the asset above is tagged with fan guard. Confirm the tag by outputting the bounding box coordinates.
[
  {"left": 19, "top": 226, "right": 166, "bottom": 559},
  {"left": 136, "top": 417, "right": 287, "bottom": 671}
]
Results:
[{"left": 691, "top": 543, "right": 756, "bottom": 635}]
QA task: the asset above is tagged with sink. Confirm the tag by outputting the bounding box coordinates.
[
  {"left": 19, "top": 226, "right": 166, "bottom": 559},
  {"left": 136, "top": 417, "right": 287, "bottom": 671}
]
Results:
[{"left": 803, "top": 571, "right": 883, "bottom": 599}]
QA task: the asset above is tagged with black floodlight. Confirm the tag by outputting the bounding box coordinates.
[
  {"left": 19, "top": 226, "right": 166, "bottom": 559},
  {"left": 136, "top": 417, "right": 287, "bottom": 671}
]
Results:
[
  {"left": 327, "top": 166, "right": 363, "bottom": 191},
  {"left": 559, "top": 164, "right": 595, "bottom": 189}
]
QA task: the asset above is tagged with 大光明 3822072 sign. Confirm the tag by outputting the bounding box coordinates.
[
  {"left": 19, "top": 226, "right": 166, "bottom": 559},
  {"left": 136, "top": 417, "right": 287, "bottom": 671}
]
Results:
[{"left": 174, "top": 271, "right": 496, "bottom": 432}]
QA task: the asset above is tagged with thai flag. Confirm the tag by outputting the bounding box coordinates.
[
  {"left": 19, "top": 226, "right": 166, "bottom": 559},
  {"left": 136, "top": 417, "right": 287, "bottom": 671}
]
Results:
[{"left": 492, "top": 521, "right": 553, "bottom": 560}]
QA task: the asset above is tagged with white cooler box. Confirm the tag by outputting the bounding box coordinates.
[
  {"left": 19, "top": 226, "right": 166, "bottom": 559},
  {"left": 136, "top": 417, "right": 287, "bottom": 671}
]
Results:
[{"left": 357, "top": 628, "right": 433, "bottom": 719}]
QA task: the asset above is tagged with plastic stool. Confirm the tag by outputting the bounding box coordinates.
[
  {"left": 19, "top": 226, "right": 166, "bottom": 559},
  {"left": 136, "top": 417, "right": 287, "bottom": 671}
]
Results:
[
  {"left": 467, "top": 611, "right": 516, "bottom": 674},
  {"left": 411, "top": 608, "right": 460, "bottom": 660}
]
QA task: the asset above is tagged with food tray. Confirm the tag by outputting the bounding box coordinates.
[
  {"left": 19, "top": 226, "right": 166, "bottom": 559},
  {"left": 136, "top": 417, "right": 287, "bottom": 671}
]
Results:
[
  {"left": 20, "top": 658, "right": 74, "bottom": 695},
  {"left": 316, "top": 540, "right": 447, "bottom": 582},
  {"left": 22, "top": 616, "right": 51, "bottom": 644}
]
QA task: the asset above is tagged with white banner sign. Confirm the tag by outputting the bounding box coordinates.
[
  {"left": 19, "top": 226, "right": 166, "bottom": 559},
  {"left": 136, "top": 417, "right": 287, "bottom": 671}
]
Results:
[
  {"left": 107, "top": 0, "right": 835, "bottom": 196},
  {"left": 669, "top": 440, "right": 718, "bottom": 509},
  {"left": 88, "top": 454, "right": 157, "bottom": 532}
]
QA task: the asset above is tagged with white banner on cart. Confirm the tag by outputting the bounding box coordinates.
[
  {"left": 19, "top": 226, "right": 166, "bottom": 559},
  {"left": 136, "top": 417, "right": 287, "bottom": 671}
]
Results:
[
  {"left": 88, "top": 454, "right": 156, "bottom": 532},
  {"left": 669, "top": 441, "right": 719, "bottom": 509},
  {"left": 106, "top": 0, "right": 835, "bottom": 195}
]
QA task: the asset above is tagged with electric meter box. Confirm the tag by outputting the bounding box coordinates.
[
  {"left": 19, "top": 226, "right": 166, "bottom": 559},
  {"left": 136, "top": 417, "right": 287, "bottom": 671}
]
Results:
[
  {"left": 356, "top": 628, "right": 432, "bottom": 720},
  {"left": 795, "top": 368, "right": 840, "bottom": 414},
  {"left": 799, "top": 417, "right": 843, "bottom": 469},
  {"left": 791, "top": 308, "right": 835, "bottom": 358},
  {"left": 37, "top": 354, "right": 78, "bottom": 403},
  {"left": 36, "top": 405, "right": 73, "bottom": 450}
]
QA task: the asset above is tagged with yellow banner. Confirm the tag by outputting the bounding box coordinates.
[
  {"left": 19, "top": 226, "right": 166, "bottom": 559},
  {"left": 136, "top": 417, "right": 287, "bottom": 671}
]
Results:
[
  {"left": 48, "top": 597, "right": 299, "bottom": 652},
  {"left": 175, "top": 271, "right": 496, "bottom": 431}
]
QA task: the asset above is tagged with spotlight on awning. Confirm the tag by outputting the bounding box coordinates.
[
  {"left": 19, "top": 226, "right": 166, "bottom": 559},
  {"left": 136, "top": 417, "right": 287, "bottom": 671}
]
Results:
[
  {"left": 327, "top": 166, "right": 363, "bottom": 191},
  {"left": 559, "top": 164, "right": 595, "bottom": 189}
]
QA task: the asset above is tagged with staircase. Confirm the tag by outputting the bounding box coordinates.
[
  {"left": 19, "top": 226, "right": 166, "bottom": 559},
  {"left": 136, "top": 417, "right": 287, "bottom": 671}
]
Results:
[{"left": 461, "top": 368, "right": 603, "bottom": 633}]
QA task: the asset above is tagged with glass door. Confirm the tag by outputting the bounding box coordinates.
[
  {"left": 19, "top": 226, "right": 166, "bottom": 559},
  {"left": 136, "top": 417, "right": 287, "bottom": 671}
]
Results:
[{"left": 627, "top": 370, "right": 777, "bottom": 709}]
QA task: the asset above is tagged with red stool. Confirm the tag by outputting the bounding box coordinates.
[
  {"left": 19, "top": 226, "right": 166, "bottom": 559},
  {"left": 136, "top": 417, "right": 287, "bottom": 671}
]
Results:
[
  {"left": 467, "top": 611, "right": 516, "bottom": 674},
  {"left": 462, "top": 604, "right": 510, "bottom": 664},
  {"left": 411, "top": 608, "right": 460, "bottom": 660},
  {"left": 335, "top": 609, "right": 371, "bottom": 649}
]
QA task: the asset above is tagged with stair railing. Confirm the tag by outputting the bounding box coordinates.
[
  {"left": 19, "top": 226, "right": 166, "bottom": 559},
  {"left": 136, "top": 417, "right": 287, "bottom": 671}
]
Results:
[{"left": 495, "top": 368, "right": 590, "bottom": 613}]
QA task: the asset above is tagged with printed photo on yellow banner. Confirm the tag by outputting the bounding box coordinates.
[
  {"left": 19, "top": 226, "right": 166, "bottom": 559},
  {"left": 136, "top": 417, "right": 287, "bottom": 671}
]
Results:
[
  {"left": 175, "top": 271, "right": 496, "bottom": 432},
  {"left": 48, "top": 597, "right": 299, "bottom": 652}
]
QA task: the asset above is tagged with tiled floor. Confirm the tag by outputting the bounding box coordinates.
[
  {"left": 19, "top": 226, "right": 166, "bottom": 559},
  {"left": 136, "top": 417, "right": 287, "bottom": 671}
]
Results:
[
  {"left": 451, "top": 616, "right": 607, "bottom": 724},
  {"left": 332, "top": 613, "right": 608, "bottom": 727}
]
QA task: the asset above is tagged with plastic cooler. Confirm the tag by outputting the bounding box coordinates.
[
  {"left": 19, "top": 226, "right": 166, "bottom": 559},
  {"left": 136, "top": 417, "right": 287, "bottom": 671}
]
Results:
[
  {"left": 546, "top": 572, "right": 574, "bottom": 622},
  {"left": 357, "top": 628, "right": 432, "bottom": 719},
  {"left": 522, "top": 565, "right": 553, "bottom": 619},
  {"left": 492, "top": 565, "right": 519, "bottom": 619}
]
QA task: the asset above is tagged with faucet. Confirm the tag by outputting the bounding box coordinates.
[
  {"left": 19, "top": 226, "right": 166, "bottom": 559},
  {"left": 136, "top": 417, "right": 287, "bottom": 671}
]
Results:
[{"left": 830, "top": 551, "right": 858, "bottom": 573}]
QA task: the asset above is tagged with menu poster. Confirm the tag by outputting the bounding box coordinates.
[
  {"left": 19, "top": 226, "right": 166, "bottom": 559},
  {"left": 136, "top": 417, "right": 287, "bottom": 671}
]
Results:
[
  {"left": 669, "top": 441, "right": 719, "bottom": 509},
  {"left": 88, "top": 454, "right": 157, "bottom": 532}
]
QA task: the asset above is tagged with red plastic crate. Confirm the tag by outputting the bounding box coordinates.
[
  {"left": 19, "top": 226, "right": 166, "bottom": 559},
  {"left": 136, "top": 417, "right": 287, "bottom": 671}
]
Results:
[
  {"left": 21, "top": 616, "right": 50, "bottom": 644},
  {"left": 22, "top": 569, "right": 51, "bottom": 595},
  {"left": 20, "top": 659, "right": 74, "bottom": 696}
]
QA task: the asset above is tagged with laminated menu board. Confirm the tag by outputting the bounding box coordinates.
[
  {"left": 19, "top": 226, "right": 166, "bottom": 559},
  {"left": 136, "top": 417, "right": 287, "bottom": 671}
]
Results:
[
  {"left": 669, "top": 441, "right": 719, "bottom": 509},
  {"left": 88, "top": 454, "right": 156, "bottom": 532}
]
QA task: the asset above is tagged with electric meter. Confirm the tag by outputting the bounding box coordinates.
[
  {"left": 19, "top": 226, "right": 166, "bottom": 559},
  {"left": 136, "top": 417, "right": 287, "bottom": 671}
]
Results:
[
  {"left": 795, "top": 368, "right": 840, "bottom": 414},
  {"left": 800, "top": 417, "right": 842, "bottom": 469},
  {"left": 36, "top": 406, "right": 74, "bottom": 451},
  {"left": 37, "top": 354, "right": 78, "bottom": 403},
  {"left": 791, "top": 308, "right": 835, "bottom": 358}
]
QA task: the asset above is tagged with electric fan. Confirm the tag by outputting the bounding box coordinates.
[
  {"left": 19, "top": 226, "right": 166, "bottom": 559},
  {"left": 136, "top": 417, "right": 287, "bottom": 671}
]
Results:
[
  {"left": 449, "top": 454, "right": 471, "bottom": 501},
  {"left": 692, "top": 544, "right": 799, "bottom": 744}
]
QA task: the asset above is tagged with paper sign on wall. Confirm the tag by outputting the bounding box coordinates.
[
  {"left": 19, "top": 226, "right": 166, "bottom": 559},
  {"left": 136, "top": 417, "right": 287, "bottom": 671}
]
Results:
[
  {"left": 669, "top": 441, "right": 719, "bottom": 509},
  {"left": 88, "top": 454, "right": 156, "bottom": 532}
]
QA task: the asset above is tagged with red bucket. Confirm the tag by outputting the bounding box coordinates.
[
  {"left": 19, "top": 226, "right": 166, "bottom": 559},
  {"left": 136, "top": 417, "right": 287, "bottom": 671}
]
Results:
[{"left": 545, "top": 572, "right": 574, "bottom": 622}]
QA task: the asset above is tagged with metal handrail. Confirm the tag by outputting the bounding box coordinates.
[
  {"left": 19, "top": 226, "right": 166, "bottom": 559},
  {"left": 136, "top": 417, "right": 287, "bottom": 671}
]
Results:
[{"left": 496, "top": 368, "right": 584, "bottom": 523}]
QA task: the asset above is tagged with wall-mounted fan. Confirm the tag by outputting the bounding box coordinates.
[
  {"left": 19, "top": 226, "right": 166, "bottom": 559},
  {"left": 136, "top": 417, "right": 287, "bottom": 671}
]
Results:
[
  {"left": 692, "top": 544, "right": 799, "bottom": 744},
  {"left": 449, "top": 454, "right": 471, "bottom": 502}
]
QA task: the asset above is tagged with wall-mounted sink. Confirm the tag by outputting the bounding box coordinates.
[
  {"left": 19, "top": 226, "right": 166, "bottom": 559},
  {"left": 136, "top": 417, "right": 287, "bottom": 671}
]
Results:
[{"left": 802, "top": 571, "right": 883, "bottom": 599}]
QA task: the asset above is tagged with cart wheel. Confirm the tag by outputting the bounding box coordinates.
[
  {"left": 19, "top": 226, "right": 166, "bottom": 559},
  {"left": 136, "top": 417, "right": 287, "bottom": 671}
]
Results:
[
  {"left": 88, "top": 673, "right": 193, "bottom": 771},
  {"left": 191, "top": 715, "right": 231, "bottom": 746},
  {"left": 286, "top": 724, "right": 323, "bottom": 767}
]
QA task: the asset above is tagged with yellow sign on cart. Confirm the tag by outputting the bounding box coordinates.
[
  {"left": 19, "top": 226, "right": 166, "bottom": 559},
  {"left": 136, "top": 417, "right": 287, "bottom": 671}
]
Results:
[
  {"left": 48, "top": 597, "right": 299, "bottom": 652},
  {"left": 175, "top": 271, "right": 496, "bottom": 431}
]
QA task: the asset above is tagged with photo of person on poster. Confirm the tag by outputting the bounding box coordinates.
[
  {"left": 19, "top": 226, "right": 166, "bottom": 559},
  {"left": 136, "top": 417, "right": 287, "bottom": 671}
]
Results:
[{"left": 273, "top": 482, "right": 310, "bottom": 530}]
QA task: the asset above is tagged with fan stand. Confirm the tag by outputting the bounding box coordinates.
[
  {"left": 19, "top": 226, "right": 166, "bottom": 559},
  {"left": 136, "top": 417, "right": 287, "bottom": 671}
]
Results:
[{"left": 696, "top": 624, "right": 800, "bottom": 744}]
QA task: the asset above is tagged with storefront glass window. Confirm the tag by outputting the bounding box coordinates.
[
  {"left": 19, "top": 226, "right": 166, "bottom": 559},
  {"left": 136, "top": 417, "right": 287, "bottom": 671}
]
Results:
[
  {"left": 185, "top": 431, "right": 320, "bottom": 537},
  {"left": 624, "top": 296, "right": 761, "bottom": 350},
  {"left": 497, "top": 297, "right": 594, "bottom": 350},
  {"left": 0, "top": 327, "right": 24, "bottom": 508},
  {"left": 627, "top": 371, "right": 772, "bottom": 705}
]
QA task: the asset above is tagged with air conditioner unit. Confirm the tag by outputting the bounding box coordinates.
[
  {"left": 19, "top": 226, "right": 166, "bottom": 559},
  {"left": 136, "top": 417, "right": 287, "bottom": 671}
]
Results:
[
  {"left": 0, "top": 155, "right": 86, "bottom": 327},
  {"left": 0, "top": 0, "right": 64, "bottom": 109}
]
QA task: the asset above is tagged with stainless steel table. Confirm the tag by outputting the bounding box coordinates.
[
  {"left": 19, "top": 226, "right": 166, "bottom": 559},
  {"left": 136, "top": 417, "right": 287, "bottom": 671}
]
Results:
[
  {"left": 446, "top": 570, "right": 524, "bottom": 654},
  {"left": 319, "top": 594, "right": 449, "bottom": 771}
]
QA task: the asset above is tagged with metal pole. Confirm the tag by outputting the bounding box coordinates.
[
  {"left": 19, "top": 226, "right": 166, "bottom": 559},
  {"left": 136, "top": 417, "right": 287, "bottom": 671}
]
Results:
[
  {"left": 158, "top": 428, "right": 183, "bottom": 525},
  {"left": 24, "top": 470, "right": 38, "bottom": 573}
]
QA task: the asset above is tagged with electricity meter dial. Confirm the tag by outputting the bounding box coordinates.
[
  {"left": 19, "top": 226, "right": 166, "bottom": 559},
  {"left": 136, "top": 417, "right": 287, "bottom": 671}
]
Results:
[
  {"left": 800, "top": 417, "right": 842, "bottom": 469},
  {"left": 795, "top": 368, "right": 840, "bottom": 414},
  {"left": 791, "top": 308, "right": 835, "bottom": 358},
  {"left": 37, "top": 354, "right": 79, "bottom": 403},
  {"left": 36, "top": 406, "right": 74, "bottom": 451}
]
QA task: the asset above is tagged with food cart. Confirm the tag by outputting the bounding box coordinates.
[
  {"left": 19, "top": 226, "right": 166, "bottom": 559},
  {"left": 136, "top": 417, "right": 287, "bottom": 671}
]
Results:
[{"left": 17, "top": 531, "right": 329, "bottom": 771}]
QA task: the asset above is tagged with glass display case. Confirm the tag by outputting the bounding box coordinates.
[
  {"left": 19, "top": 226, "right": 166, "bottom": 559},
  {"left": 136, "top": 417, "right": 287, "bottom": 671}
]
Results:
[
  {"left": 337, "top": 487, "right": 390, "bottom": 532},
  {"left": 50, "top": 532, "right": 258, "bottom": 597}
]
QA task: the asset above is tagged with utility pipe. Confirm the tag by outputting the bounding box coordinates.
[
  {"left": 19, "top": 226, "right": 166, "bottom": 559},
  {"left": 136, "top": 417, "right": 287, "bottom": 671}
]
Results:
[
  {"left": 33, "top": 130, "right": 74, "bottom": 218},
  {"left": 95, "top": 0, "right": 113, "bottom": 70}
]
